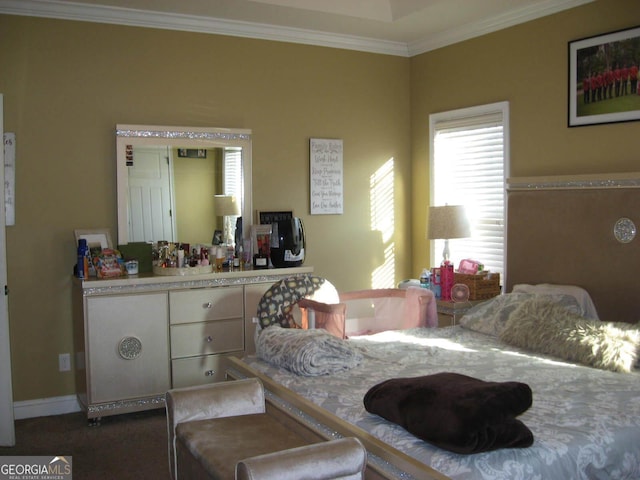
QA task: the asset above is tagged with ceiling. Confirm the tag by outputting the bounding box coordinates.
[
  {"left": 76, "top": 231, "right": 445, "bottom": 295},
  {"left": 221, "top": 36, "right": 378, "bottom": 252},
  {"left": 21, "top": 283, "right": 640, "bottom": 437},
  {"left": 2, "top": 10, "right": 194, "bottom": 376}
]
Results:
[{"left": 0, "top": 0, "right": 593, "bottom": 56}]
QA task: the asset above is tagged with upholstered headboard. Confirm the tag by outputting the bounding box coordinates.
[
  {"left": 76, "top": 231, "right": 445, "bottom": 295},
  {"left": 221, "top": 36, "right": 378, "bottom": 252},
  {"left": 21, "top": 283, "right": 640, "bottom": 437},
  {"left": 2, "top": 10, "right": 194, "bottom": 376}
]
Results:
[{"left": 506, "top": 173, "right": 640, "bottom": 323}]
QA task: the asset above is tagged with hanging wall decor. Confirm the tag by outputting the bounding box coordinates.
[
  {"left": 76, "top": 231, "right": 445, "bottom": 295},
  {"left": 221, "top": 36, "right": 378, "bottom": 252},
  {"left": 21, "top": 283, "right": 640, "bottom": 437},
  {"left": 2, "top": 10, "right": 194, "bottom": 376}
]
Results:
[
  {"left": 3, "top": 133, "right": 15, "bottom": 226},
  {"left": 309, "top": 138, "right": 343, "bottom": 215},
  {"left": 569, "top": 25, "right": 640, "bottom": 127}
]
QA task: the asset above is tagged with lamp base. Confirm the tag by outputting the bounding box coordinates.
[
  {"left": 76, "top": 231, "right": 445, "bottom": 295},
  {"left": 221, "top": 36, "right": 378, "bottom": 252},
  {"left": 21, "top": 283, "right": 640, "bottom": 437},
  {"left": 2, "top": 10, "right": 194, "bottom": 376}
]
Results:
[{"left": 441, "top": 238, "right": 451, "bottom": 265}]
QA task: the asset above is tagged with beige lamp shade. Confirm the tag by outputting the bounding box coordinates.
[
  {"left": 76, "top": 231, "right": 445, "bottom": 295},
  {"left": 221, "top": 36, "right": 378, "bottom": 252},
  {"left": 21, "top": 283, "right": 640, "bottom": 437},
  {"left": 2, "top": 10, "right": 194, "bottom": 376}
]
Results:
[
  {"left": 213, "top": 195, "right": 240, "bottom": 216},
  {"left": 427, "top": 205, "right": 470, "bottom": 264},
  {"left": 427, "top": 205, "right": 470, "bottom": 240}
]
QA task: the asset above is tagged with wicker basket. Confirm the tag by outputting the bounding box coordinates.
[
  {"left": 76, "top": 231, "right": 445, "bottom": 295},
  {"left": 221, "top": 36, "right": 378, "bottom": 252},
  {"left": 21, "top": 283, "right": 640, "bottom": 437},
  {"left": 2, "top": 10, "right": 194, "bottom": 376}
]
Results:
[{"left": 453, "top": 272, "right": 501, "bottom": 300}]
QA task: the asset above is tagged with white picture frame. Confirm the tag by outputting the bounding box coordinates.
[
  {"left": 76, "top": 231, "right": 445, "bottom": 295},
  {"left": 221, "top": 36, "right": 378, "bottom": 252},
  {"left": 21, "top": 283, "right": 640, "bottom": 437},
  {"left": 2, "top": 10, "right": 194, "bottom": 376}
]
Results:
[
  {"left": 74, "top": 228, "right": 113, "bottom": 249},
  {"left": 309, "top": 138, "right": 343, "bottom": 215}
]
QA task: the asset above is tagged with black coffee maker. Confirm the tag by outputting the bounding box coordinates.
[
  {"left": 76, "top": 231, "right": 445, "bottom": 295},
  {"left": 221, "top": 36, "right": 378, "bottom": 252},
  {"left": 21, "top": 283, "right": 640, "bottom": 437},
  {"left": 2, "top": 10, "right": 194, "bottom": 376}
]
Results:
[{"left": 270, "top": 217, "right": 305, "bottom": 267}]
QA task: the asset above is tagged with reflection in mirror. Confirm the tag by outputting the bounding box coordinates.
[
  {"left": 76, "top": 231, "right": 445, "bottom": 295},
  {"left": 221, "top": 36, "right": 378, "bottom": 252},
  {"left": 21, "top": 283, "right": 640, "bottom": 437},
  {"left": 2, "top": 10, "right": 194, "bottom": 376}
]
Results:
[{"left": 116, "top": 125, "right": 252, "bottom": 247}]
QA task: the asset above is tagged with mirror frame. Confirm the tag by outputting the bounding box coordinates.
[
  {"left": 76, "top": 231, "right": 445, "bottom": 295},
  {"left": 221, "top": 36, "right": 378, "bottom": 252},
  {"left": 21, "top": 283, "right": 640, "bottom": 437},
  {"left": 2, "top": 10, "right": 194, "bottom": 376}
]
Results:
[{"left": 116, "top": 124, "right": 252, "bottom": 245}]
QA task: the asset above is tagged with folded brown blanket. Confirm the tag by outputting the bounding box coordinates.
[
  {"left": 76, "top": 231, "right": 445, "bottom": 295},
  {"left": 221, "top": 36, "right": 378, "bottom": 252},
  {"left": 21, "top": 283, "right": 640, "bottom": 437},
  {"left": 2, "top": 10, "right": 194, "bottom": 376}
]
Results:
[{"left": 363, "top": 372, "right": 533, "bottom": 454}]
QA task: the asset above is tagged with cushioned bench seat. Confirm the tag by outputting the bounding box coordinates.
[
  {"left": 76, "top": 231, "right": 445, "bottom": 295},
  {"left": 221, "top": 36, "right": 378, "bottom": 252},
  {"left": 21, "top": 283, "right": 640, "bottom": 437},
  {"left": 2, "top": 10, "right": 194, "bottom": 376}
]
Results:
[
  {"left": 166, "top": 378, "right": 367, "bottom": 480},
  {"left": 175, "top": 413, "right": 311, "bottom": 479}
]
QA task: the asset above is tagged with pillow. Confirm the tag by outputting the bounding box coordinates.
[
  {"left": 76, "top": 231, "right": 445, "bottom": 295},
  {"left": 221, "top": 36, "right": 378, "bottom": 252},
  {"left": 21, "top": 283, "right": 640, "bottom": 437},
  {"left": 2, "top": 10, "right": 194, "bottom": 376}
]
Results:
[
  {"left": 256, "top": 275, "right": 339, "bottom": 329},
  {"left": 499, "top": 297, "right": 640, "bottom": 373},
  {"left": 512, "top": 283, "right": 599, "bottom": 320},
  {"left": 459, "top": 292, "right": 581, "bottom": 337}
]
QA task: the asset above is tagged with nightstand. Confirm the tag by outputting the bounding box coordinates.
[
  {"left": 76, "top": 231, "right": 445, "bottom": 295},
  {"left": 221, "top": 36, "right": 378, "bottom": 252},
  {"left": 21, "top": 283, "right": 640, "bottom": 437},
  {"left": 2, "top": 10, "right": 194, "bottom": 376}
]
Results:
[{"left": 435, "top": 299, "right": 487, "bottom": 327}]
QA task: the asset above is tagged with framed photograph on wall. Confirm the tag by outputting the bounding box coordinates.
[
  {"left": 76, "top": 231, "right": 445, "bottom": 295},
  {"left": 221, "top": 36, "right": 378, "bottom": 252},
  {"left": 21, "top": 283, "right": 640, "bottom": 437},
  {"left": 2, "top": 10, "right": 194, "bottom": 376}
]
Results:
[
  {"left": 177, "top": 148, "right": 207, "bottom": 158},
  {"left": 568, "top": 25, "right": 640, "bottom": 127}
]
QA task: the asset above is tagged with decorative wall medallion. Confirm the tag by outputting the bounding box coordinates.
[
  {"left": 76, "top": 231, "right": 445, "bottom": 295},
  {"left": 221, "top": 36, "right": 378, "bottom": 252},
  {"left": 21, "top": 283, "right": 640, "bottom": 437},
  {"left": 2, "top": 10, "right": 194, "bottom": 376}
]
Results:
[
  {"left": 613, "top": 217, "right": 636, "bottom": 243},
  {"left": 118, "top": 336, "right": 142, "bottom": 360}
]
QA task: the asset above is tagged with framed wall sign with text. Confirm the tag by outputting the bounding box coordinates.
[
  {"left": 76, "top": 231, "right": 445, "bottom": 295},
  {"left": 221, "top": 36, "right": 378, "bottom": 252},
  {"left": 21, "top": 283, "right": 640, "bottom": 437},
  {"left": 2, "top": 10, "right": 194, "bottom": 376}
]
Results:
[{"left": 309, "top": 138, "right": 343, "bottom": 215}]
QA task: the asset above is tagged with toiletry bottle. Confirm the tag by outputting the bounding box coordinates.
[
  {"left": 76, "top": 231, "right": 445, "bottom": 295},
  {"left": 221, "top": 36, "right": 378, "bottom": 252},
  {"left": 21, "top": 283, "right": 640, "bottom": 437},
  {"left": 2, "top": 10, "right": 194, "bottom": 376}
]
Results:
[
  {"left": 77, "top": 239, "right": 89, "bottom": 279},
  {"left": 234, "top": 244, "right": 242, "bottom": 270},
  {"left": 215, "top": 247, "right": 225, "bottom": 271},
  {"left": 440, "top": 262, "right": 454, "bottom": 301},
  {"left": 419, "top": 269, "right": 431, "bottom": 289},
  {"left": 226, "top": 244, "right": 235, "bottom": 267}
]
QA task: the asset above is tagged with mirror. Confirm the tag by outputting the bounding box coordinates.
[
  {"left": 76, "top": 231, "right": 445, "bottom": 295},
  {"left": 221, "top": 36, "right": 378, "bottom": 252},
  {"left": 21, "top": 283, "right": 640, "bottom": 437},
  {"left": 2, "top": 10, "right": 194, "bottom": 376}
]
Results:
[{"left": 116, "top": 124, "right": 252, "bottom": 246}]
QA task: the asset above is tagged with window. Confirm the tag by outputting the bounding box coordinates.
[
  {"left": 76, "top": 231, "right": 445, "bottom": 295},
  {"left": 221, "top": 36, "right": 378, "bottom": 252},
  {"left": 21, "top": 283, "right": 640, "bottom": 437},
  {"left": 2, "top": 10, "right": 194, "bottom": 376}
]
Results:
[
  {"left": 223, "top": 147, "right": 242, "bottom": 199},
  {"left": 429, "top": 102, "right": 509, "bottom": 278},
  {"left": 223, "top": 147, "right": 242, "bottom": 238}
]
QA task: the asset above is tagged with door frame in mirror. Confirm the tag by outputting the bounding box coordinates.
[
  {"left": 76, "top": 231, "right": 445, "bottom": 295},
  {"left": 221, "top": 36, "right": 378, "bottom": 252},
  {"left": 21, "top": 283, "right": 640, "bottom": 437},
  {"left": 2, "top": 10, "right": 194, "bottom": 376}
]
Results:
[{"left": 116, "top": 124, "right": 252, "bottom": 245}]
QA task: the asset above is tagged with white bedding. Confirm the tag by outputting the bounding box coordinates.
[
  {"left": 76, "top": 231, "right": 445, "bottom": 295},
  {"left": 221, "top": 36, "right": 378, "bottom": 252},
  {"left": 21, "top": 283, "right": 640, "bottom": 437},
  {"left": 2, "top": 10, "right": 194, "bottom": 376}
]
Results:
[{"left": 243, "top": 326, "right": 640, "bottom": 480}]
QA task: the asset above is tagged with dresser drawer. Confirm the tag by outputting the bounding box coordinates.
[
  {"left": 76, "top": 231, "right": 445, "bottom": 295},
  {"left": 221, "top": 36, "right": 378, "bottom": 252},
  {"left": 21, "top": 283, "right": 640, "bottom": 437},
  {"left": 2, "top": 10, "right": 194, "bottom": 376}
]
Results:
[
  {"left": 171, "top": 353, "right": 238, "bottom": 388},
  {"left": 169, "top": 286, "right": 243, "bottom": 325},
  {"left": 170, "top": 319, "right": 243, "bottom": 358}
]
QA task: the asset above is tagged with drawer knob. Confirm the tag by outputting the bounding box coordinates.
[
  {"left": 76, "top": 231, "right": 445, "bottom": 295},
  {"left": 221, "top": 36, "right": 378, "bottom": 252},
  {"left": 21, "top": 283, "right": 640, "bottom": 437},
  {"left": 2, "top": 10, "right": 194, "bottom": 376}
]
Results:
[
  {"left": 203, "top": 302, "right": 212, "bottom": 309},
  {"left": 205, "top": 370, "right": 216, "bottom": 376},
  {"left": 118, "top": 336, "right": 142, "bottom": 360},
  {"left": 205, "top": 336, "right": 213, "bottom": 343}
]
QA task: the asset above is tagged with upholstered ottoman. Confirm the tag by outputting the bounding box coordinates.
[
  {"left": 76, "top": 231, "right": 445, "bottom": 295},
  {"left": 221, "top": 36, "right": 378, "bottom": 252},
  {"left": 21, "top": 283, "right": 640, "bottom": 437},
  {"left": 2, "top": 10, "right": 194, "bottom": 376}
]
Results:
[
  {"left": 166, "top": 378, "right": 367, "bottom": 480},
  {"left": 175, "top": 413, "right": 309, "bottom": 479}
]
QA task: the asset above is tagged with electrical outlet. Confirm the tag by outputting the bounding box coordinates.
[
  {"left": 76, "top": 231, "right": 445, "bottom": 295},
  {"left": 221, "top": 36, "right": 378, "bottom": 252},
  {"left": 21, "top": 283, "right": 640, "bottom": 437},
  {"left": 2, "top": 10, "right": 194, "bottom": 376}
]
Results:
[{"left": 59, "top": 353, "right": 71, "bottom": 372}]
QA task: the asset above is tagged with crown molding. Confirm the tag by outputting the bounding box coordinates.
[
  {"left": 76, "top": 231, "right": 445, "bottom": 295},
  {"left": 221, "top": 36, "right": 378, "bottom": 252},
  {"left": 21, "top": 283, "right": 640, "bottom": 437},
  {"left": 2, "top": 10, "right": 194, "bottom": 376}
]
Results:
[
  {"left": 0, "top": 0, "right": 594, "bottom": 57},
  {"left": 0, "top": 0, "right": 409, "bottom": 56},
  {"left": 408, "top": 0, "right": 594, "bottom": 56}
]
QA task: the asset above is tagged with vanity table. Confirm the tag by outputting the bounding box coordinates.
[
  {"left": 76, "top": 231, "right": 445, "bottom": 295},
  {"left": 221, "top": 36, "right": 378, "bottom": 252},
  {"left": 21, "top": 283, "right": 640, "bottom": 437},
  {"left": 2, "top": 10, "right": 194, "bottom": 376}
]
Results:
[
  {"left": 73, "top": 123, "right": 309, "bottom": 422},
  {"left": 72, "top": 267, "right": 312, "bottom": 422}
]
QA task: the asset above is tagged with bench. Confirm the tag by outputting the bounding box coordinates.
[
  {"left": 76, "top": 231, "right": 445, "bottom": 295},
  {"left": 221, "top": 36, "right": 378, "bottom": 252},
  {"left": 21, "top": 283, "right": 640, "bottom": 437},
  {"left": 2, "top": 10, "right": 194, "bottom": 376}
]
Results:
[{"left": 166, "top": 378, "right": 367, "bottom": 479}]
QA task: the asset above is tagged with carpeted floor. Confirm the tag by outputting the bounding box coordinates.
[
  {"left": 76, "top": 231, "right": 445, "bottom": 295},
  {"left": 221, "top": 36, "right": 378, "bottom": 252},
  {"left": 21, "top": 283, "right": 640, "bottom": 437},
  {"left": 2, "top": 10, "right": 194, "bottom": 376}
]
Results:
[{"left": 0, "top": 408, "right": 170, "bottom": 479}]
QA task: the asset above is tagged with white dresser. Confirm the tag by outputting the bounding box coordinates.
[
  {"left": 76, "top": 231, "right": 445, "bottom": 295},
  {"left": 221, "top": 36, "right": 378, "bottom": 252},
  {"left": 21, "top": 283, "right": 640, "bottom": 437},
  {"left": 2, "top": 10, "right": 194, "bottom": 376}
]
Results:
[{"left": 72, "top": 266, "right": 312, "bottom": 422}]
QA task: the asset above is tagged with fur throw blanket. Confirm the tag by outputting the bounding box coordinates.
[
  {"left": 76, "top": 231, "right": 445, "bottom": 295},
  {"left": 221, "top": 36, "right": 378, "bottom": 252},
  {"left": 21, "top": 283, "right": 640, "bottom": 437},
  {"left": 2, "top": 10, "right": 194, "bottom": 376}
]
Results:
[
  {"left": 256, "top": 326, "right": 362, "bottom": 376},
  {"left": 500, "top": 297, "right": 640, "bottom": 373},
  {"left": 363, "top": 372, "right": 533, "bottom": 454}
]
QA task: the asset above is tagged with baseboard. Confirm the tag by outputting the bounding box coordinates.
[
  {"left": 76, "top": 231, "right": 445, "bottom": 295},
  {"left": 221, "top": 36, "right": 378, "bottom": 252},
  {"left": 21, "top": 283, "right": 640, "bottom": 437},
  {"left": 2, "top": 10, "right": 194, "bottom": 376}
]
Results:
[{"left": 13, "top": 395, "right": 81, "bottom": 420}]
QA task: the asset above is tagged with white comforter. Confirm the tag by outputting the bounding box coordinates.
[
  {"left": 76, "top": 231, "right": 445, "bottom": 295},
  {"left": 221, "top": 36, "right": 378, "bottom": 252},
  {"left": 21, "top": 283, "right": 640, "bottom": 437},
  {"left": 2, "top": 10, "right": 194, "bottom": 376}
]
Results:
[{"left": 243, "top": 327, "right": 640, "bottom": 480}]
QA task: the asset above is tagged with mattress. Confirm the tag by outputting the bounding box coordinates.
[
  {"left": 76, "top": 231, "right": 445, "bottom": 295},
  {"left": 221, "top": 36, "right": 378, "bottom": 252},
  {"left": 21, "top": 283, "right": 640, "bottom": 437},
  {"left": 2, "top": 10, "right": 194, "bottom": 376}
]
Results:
[{"left": 243, "top": 326, "right": 640, "bottom": 480}]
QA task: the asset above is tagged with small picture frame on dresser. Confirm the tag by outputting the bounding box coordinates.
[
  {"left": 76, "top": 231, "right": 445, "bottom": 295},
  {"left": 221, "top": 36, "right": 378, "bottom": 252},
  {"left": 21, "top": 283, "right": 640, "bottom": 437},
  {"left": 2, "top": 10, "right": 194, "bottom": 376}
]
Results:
[
  {"left": 75, "top": 228, "right": 114, "bottom": 278},
  {"left": 251, "top": 224, "right": 272, "bottom": 268},
  {"left": 74, "top": 228, "right": 113, "bottom": 250}
]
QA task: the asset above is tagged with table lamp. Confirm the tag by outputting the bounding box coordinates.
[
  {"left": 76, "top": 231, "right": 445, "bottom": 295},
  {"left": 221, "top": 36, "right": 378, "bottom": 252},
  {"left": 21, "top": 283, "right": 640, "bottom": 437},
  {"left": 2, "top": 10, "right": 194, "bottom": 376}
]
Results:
[
  {"left": 214, "top": 195, "right": 240, "bottom": 245},
  {"left": 427, "top": 205, "right": 470, "bottom": 265}
]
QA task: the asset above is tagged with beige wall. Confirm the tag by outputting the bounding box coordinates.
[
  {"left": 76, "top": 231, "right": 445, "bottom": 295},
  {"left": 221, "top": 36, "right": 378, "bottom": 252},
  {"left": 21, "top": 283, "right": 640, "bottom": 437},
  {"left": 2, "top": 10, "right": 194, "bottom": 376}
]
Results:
[
  {"left": 0, "top": 0, "right": 638, "bottom": 403},
  {"left": 410, "top": 0, "right": 640, "bottom": 273},
  {"left": 173, "top": 147, "right": 219, "bottom": 244},
  {"left": 0, "top": 15, "right": 411, "bottom": 401}
]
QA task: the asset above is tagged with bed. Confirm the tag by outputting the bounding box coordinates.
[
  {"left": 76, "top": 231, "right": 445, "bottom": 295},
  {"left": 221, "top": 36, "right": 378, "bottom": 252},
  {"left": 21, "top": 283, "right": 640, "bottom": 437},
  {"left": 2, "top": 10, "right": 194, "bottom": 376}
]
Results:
[{"left": 228, "top": 173, "right": 640, "bottom": 480}]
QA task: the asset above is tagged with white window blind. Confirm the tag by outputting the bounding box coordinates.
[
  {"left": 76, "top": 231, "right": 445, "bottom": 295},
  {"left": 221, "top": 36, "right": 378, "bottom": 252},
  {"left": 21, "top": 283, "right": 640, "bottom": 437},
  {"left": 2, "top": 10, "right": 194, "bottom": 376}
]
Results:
[
  {"left": 429, "top": 102, "right": 509, "bottom": 277},
  {"left": 223, "top": 147, "right": 242, "bottom": 230},
  {"left": 223, "top": 147, "right": 242, "bottom": 199}
]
